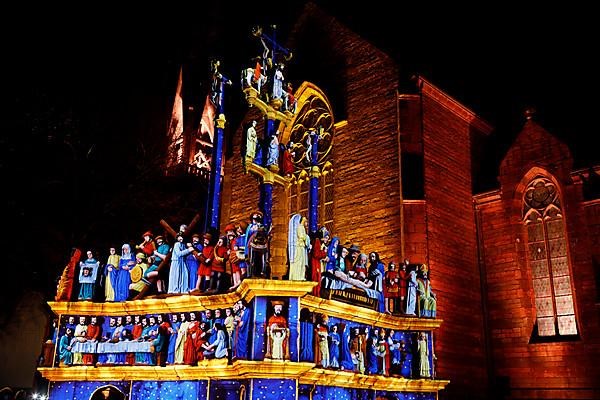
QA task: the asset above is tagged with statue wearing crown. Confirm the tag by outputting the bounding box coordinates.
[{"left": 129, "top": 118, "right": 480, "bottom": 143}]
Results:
[{"left": 265, "top": 300, "right": 290, "bottom": 360}]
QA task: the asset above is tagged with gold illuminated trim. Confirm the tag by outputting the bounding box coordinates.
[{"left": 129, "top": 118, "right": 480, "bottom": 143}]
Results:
[
  {"left": 243, "top": 87, "right": 292, "bottom": 125},
  {"left": 246, "top": 162, "right": 291, "bottom": 187},
  {"left": 47, "top": 280, "right": 439, "bottom": 332},
  {"left": 300, "top": 369, "right": 449, "bottom": 392},
  {"left": 333, "top": 120, "right": 348, "bottom": 129},
  {"left": 309, "top": 166, "right": 321, "bottom": 179},
  {"left": 38, "top": 360, "right": 314, "bottom": 382},
  {"left": 38, "top": 363, "right": 449, "bottom": 393},
  {"left": 280, "top": 82, "right": 334, "bottom": 146},
  {"left": 48, "top": 280, "right": 317, "bottom": 316},
  {"left": 239, "top": 279, "right": 317, "bottom": 300},
  {"left": 301, "top": 295, "right": 443, "bottom": 330},
  {"left": 234, "top": 360, "right": 315, "bottom": 378}
]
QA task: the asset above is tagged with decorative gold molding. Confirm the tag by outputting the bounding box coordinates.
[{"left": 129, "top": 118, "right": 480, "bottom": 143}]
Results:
[
  {"left": 300, "top": 369, "right": 449, "bottom": 392},
  {"left": 38, "top": 363, "right": 449, "bottom": 393},
  {"left": 37, "top": 360, "right": 314, "bottom": 382},
  {"left": 238, "top": 279, "right": 318, "bottom": 301},
  {"left": 301, "top": 295, "right": 443, "bottom": 331},
  {"left": 47, "top": 281, "right": 440, "bottom": 332},
  {"left": 48, "top": 279, "right": 317, "bottom": 316},
  {"left": 243, "top": 87, "right": 292, "bottom": 125},
  {"left": 309, "top": 166, "right": 321, "bottom": 179},
  {"left": 246, "top": 162, "right": 291, "bottom": 187},
  {"left": 234, "top": 360, "right": 315, "bottom": 379},
  {"left": 280, "top": 82, "right": 334, "bottom": 151}
]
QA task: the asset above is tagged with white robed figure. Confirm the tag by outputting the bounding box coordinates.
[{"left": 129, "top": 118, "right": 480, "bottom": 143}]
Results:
[
  {"left": 267, "top": 134, "right": 279, "bottom": 166},
  {"left": 417, "top": 332, "right": 431, "bottom": 377},
  {"left": 272, "top": 64, "right": 284, "bottom": 100},
  {"left": 405, "top": 269, "right": 418, "bottom": 315},
  {"left": 245, "top": 120, "right": 258, "bottom": 160},
  {"left": 288, "top": 214, "right": 310, "bottom": 281}
]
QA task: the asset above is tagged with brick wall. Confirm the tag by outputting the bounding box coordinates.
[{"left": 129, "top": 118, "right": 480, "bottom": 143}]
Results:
[{"left": 420, "top": 95, "right": 487, "bottom": 399}]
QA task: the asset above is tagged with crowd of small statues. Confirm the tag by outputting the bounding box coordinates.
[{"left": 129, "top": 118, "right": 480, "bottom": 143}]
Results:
[
  {"left": 302, "top": 316, "right": 433, "bottom": 379},
  {"left": 289, "top": 222, "right": 437, "bottom": 318},
  {"left": 243, "top": 119, "right": 296, "bottom": 176},
  {"left": 50, "top": 304, "right": 433, "bottom": 379},
  {"left": 240, "top": 41, "right": 296, "bottom": 114},
  {"left": 70, "top": 211, "right": 270, "bottom": 302},
  {"left": 52, "top": 302, "right": 251, "bottom": 368},
  {"left": 67, "top": 210, "right": 436, "bottom": 319}
]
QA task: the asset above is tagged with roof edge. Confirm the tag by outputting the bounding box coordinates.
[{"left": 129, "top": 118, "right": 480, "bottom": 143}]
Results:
[{"left": 417, "top": 76, "right": 493, "bottom": 135}]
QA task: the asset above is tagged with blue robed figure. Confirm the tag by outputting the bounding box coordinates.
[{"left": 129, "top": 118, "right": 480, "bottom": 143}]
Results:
[
  {"left": 299, "top": 320, "right": 314, "bottom": 362},
  {"left": 168, "top": 235, "right": 193, "bottom": 294},
  {"left": 329, "top": 325, "right": 341, "bottom": 368},
  {"left": 339, "top": 323, "right": 355, "bottom": 371},
  {"left": 115, "top": 244, "right": 135, "bottom": 302},
  {"left": 234, "top": 303, "right": 251, "bottom": 359}
]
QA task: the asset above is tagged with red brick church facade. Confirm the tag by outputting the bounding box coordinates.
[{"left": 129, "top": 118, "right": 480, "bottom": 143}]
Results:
[{"left": 218, "top": 5, "right": 600, "bottom": 399}]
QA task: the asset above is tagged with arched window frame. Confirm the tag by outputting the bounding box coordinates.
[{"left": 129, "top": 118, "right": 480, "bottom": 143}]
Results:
[{"left": 521, "top": 173, "right": 579, "bottom": 338}]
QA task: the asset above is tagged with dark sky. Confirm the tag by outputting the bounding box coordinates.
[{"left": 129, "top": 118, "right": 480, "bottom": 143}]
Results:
[{"left": 4, "top": 2, "right": 598, "bottom": 316}]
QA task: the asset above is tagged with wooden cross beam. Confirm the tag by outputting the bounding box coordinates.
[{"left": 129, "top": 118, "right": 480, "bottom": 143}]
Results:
[{"left": 132, "top": 214, "right": 201, "bottom": 300}]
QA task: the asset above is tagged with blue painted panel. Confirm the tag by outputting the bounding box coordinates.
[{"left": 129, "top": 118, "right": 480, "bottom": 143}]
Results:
[
  {"left": 252, "top": 297, "right": 268, "bottom": 360},
  {"left": 252, "top": 379, "right": 296, "bottom": 400},
  {"left": 288, "top": 297, "right": 300, "bottom": 362},
  {"left": 49, "top": 381, "right": 129, "bottom": 400},
  {"left": 131, "top": 381, "right": 208, "bottom": 400}
]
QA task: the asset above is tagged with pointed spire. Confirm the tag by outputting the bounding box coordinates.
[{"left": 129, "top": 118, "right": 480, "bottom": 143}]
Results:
[{"left": 165, "top": 67, "right": 185, "bottom": 172}]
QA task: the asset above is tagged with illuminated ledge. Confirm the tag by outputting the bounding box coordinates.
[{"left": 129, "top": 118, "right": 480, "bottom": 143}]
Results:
[
  {"left": 38, "top": 360, "right": 315, "bottom": 382},
  {"left": 38, "top": 363, "right": 449, "bottom": 393},
  {"left": 246, "top": 162, "right": 291, "bottom": 187},
  {"left": 240, "top": 279, "right": 317, "bottom": 299},
  {"left": 301, "top": 295, "right": 443, "bottom": 331},
  {"left": 243, "top": 87, "right": 293, "bottom": 124},
  {"left": 47, "top": 280, "right": 317, "bottom": 316},
  {"left": 300, "top": 369, "right": 449, "bottom": 392}
]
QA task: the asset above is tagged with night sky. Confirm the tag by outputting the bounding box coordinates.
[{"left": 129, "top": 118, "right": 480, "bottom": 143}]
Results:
[{"left": 3, "top": 0, "right": 598, "bottom": 341}]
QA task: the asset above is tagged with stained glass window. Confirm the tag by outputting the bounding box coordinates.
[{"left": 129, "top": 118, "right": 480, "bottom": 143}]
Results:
[{"left": 523, "top": 176, "right": 578, "bottom": 337}]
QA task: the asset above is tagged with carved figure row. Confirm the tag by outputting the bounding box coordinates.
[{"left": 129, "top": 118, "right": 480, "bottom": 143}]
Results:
[{"left": 54, "top": 302, "right": 251, "bottom": 367}]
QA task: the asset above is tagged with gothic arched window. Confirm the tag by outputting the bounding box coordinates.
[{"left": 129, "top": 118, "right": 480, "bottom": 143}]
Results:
[
  {"left": 284, "top": 83, "right": 335, "bottom": 233},
  {"left": 522, "top": 176, "right": 578, "bottom": 337},
  {"left": 288, "top": 164, "right": 334, "bottom": 233}
]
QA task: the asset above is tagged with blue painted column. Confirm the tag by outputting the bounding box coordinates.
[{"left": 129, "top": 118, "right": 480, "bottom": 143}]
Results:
[
  {"left": 288, "top": 297, "right": 300, "bottom": 362},
  {"left": 308, "top": 130, "right": 320, "bottom": 234},
  {"left": 251, "top": 297, "right": 268, "bottom": 361},
  {"left": 261, "top": 180, "right": 274, "bottom": 229},
  {"left": 208, "top": 66, "right": 230, "bottom": 232},
  {"left": 259, "top": 117, "right": 277, "bottom": 230}
]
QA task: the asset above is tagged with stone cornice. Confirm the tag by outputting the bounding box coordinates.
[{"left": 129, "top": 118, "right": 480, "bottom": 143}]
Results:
[
  {"left": 473, "top": 189, "right": 502, "bottom": 206},
  {"left": 417, "top": 76, "right": 493, "bottom": 135}
]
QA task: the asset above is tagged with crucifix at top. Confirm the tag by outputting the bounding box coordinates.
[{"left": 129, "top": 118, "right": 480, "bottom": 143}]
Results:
[{"left": 240, "top": 26, "right": 297, "bottom": 232}]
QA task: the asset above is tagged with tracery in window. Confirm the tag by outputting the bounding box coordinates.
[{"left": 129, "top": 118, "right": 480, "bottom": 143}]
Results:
[{"left": 523, "top": 176, "right": 578, "bottom": 337}]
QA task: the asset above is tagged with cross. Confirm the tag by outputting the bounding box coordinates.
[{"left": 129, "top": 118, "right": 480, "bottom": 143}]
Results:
[
  {"left": 252, "top": 25, "right": 292, "bottom": 65},
  {"left": 132, "top": 214, "right": 202, "bottom": 300}
]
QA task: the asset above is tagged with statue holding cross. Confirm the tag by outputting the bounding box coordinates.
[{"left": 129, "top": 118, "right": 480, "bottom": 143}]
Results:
[{"left": 131, "top": 214, "right": 202, "bottom": 299}]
